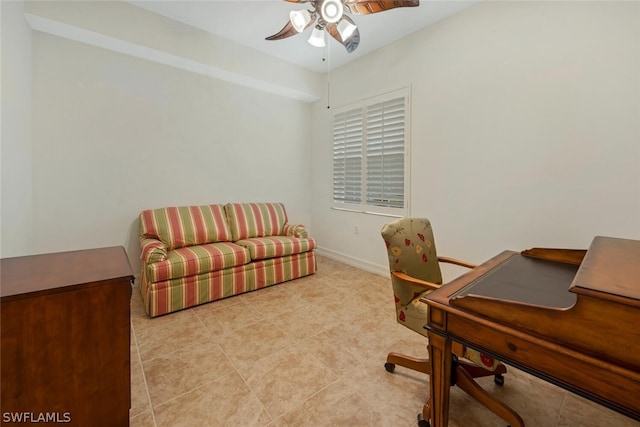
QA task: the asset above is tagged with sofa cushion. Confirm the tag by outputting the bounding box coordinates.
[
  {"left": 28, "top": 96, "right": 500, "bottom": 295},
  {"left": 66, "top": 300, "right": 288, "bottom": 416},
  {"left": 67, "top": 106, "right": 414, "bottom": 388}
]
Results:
[
  {"left": 140, "top": 205, "right": 232, "bottom": 250},
  {"left": 235, "top": 236, "right": 317, "bottom": 260},
  {"left": 225, "top": 203, "right": 288, "bottom": 241},
  {"left": 252, "top": 252, "right": 317, "bottom": 289},
  {"left": 146, "top": 242, "right": 250, "bottom": 282}
]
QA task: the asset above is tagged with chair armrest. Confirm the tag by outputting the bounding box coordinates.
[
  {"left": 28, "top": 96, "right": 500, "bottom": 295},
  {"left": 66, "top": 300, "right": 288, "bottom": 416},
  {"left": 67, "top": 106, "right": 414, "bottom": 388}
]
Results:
[
  {"left": 140, "top": 238, "right": 168, "bottom": 263},
  {"left": 437, "top": 256, "right": 477, "bottom": 269},
  {"left": 392, "top": 271, "right": 441, "bottom": 291},
  {"left": 283, "top": 223, "right": 309, "bottom": 238}
]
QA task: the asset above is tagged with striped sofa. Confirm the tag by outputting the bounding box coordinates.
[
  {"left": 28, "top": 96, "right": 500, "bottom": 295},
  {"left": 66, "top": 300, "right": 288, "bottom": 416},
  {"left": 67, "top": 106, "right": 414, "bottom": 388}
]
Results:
[{"left": 138, "top": 203, "right": 317, "bottom": 317}]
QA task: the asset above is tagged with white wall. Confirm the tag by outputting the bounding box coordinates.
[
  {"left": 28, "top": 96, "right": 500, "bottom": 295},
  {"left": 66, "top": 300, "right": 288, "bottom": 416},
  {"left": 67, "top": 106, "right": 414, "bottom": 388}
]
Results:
[
  {"left": 3, "top": 0, "right": 639, "bottom": 279},
  {"left": 1, "top": 1, "right": 33, "bottom": 258},
  {"left": 2, "top": 1, "right": 316, "bottom": 276},
  {"left": 28, "top": 33, "right": 313, "bottom": 275},
  {"left": 23, "top": 0, "right": 322, "bottom": 102},
  {"left": 311, "top": 1, "right": 640, "bottom": 275}
]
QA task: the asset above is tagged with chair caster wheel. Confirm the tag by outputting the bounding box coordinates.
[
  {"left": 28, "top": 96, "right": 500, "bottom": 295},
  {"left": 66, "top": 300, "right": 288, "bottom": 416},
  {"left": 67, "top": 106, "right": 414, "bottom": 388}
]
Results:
[
  {"left": 417, "top": 413, "right": 430, "bottom": 427},
  {"left": 494, "top": 374, "right": 505, "bottom": 386},
  {"left": 384, "top": 362, "right": 396, "bottom": 373}
]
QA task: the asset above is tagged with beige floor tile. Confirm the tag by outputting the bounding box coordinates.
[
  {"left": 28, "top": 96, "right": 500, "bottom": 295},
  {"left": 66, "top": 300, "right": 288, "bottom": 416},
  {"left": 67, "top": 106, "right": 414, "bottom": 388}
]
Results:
[
  {"left": 443, "top": 387, "right": 509, "bottom": 427},
  {"left": 130, "top": 411, "right": 156, "bottom": 427},
  {"left": 557, "top": 393, "right": 640, "bottom": 427},
  {"left": 321, "top": 292, "right": 384, "bottom": 327},
  {"left": 274, "top": 378, "right": 378, "bottom": 426},
  {"left": 385, "top": 335, "right": 430, "bottom": 362},
  {"left": 194, "top": 298, "right": 266, "bottom": 338},
  {"left": 130, "top": 355, "right": 152, "bottom": 418},
  {"left": 302, "top": 325, "right": 368, "bottom": 376},
  {"left": 358, "top": 283, "right": 397, "bottom": 310},
  {"left": 243, "top": 282, "right": 308, "bottom": 318},
  {"left": 346, "top": 356, "right": 428, "bottom": 426},
  {"left": 134, "top": 311, "right": 212, "bottom": 361},
  {"left": 286, "top": 274, "right": 342, "bottom": 304},
  {"left": 153, "top": 372, "right": 272, "bottom": 427},
  {"left": 130, "top": 255, "right": 636, "bottom": 427},
  {"left": 217, "top": 319, "right": 294, "bottom": 372},
  {"left": 241, "top": 345, "right": 338, "bottom": 419},
  {"left": 143, "top": 339, "right": 234, "bottom": 407},
  {"left": 130, "top": 288, "right": 148, "bottom": 316},
  {"left": 340, "top": 303, "right": 403, "bottom": 352},
  {"left": 132, "top": 303, "right": 197, "bottom": 335},
  {"left": 195, "top": 292, "right": 248, "bottom": 310},
  {"left": 328, "top": 263, "right": 377, "bottom": 283},
  {"left": 269, "top": 302, "right": 339, "bottom": 341},
  {"left": 307, "top": 286, "right": 359, "bottom": 316},
  {"left": 448, "top": 366, "right": 565, "bottom": 427}
]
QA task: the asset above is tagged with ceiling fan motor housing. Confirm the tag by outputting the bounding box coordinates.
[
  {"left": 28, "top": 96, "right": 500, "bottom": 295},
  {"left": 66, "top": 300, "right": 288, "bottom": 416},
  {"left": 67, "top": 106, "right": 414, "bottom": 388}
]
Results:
[{"left": 318, "top": 0, "right": 345, "bottom": 24}]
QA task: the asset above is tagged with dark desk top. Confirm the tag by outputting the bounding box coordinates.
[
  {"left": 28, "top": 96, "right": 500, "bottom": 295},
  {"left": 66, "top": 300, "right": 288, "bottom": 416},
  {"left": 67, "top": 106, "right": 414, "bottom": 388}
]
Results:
[
  {"left": 447, "top": 236, "right": 640, "bottom": 310},
  {"left": 452, "top": 254, "right": 579, "bottom": 308}
]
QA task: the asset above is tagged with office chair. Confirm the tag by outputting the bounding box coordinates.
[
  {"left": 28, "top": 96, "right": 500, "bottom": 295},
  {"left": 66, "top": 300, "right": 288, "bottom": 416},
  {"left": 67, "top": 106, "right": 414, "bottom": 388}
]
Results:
[{"left": 381, "top": 217, "right": 524, "bottom": 427}]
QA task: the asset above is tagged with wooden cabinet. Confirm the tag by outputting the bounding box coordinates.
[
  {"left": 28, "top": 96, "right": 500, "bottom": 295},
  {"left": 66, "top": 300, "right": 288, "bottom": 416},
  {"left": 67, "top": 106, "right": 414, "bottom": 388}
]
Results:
[{"left": 1, "top": 247, "right": 133, "bottom": 426}]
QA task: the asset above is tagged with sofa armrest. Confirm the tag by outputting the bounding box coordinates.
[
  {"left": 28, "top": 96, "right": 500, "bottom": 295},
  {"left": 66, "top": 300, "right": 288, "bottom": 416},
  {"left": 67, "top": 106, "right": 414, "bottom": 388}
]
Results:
[
  {"left": 283, "top": 224, "right": 309, "bottom": 239},
  {"left": 140, "top": 238, "right": 168, "bottom": 263}
]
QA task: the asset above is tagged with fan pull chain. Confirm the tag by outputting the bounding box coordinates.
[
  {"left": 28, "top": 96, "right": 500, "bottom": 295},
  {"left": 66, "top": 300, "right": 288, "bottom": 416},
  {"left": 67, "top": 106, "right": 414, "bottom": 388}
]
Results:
[{"left": 326, "top": 34, "right": 331, "bottom": 109}]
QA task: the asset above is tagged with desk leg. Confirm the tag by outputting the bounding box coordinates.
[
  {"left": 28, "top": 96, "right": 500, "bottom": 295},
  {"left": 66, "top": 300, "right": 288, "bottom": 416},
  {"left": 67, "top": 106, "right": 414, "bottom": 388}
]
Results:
[{"left": 427, "top": 331, "right": 452, "bottom": 427}]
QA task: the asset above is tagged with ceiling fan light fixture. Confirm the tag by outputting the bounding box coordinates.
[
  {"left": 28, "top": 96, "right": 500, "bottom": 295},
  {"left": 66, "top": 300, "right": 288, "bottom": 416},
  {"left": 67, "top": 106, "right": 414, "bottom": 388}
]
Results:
[
  {"left": 267, "top": 0, "right": 421, "bottom": 54},
  {"left": 320, "top": 0, "right": 344, "bottom": 24},
  {"left": 336, "top": 19, "right": 357, "bottom": 41},
  {"left": 308, "top": 25, "right": 326, "bottom": 47},
  {"left": 289, "top": 10, "right": 312, "bottom": 33}
]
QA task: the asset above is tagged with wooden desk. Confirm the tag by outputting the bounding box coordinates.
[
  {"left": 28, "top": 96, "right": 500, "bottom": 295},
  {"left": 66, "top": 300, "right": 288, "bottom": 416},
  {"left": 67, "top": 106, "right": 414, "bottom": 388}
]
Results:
[
  {"left": 421, "top": 236, "right": 640, "bottom": 427},
  {"left": 1, "top": 247, "right": 134, "bottom": 426}
]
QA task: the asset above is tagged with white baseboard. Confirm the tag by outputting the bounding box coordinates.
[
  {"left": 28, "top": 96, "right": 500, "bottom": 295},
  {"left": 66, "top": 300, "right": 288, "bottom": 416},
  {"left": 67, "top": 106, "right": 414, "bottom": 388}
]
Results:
[{"left": 315, "top": 247, "right": 389, "bottom": 277}]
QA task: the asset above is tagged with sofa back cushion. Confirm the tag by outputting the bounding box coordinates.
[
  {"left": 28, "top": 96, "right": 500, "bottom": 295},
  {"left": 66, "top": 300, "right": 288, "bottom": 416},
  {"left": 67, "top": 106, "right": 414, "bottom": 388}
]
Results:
[
  {"left": 225, "top": 203, "right": 288, "bottom": 241},
  {"left": 140, "top": 205, "right": 232, "bottom": 250}
]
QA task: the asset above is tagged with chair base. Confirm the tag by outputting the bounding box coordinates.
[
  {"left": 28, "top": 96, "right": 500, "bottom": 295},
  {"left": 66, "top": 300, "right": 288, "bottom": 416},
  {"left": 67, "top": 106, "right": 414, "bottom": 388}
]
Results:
[
  {"left": 417, "top": 412, "right": 430, "bottom": 427},
  {"left": 385, "top": 352, "right": 524, "bottom": 427},
  {"left": 385, "top": 352, "right": 431, "bottom": 374}
]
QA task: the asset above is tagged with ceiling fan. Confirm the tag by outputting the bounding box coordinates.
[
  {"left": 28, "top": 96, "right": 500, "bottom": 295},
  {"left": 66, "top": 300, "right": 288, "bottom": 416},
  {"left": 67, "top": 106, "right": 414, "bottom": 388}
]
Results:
[{"left": 266, "top": 0, "right": 420, "bottom": 53}]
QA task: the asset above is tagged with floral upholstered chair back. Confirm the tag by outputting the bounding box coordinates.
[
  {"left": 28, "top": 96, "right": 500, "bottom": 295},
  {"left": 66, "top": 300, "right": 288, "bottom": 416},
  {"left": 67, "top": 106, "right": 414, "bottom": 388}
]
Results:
[{"left": 381, "top": 218, "right": 443, "bottom": 336}]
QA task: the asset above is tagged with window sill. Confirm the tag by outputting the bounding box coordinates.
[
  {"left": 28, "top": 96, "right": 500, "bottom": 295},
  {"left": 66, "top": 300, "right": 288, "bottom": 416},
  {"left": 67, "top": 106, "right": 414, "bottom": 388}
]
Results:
[{"left": 331, "top": 206, "right": 404, "bottom": 218}]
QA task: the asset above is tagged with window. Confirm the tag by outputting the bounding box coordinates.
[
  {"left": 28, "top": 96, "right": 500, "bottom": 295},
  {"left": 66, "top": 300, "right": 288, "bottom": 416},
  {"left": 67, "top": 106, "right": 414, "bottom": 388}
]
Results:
[{"left": 332, "top": 88, "right": 410, "bottom": 216}]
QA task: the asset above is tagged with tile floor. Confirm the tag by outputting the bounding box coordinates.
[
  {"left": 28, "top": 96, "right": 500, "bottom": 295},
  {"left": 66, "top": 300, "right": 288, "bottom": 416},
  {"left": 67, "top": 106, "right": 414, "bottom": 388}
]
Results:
[{"left": 129, "top": 256, "right": 639, "bottom": 427}]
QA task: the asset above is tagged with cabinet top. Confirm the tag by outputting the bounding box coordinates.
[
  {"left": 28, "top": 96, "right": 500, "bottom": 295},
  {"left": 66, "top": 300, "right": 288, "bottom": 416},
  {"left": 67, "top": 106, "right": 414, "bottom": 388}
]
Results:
[{"left": 1, "top": 246, "right": 133, "bottom": 300}]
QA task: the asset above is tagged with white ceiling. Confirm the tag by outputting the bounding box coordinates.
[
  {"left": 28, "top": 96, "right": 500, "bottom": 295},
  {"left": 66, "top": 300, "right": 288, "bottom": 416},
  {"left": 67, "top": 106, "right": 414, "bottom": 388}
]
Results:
[{"left": 126, "top": 0, "right": 480, "bottom": 73}]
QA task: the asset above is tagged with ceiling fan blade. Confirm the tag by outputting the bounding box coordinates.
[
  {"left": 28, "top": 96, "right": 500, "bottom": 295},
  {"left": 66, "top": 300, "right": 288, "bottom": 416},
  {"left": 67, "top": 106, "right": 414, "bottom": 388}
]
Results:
[
  {"left": 266, "top": 15, "right": 315, "bottom": 41},
  {"left": 342, "top": 29, "right": 360, "bottom": 53},
  {"left": 327, "top": 18, "right": 361, "bottom": 53},
  {"left": 344, "top": 0, "right": 419, "bottom": 15},
  {"left": 266, "top": 20, "right": 298, "bottom": 40}
]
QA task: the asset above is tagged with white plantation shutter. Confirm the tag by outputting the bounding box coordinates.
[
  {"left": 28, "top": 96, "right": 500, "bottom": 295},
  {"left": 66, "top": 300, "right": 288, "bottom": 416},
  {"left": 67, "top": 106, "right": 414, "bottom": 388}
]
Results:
[
  {"left": 365, "top": 97, "right": 405, "bottom": 208},
  {"left": 333, "top": 107, "right": 363, "bottom": 204},
  {"left": 332, "top": 88, "right": 409, "bottom": 215}
]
